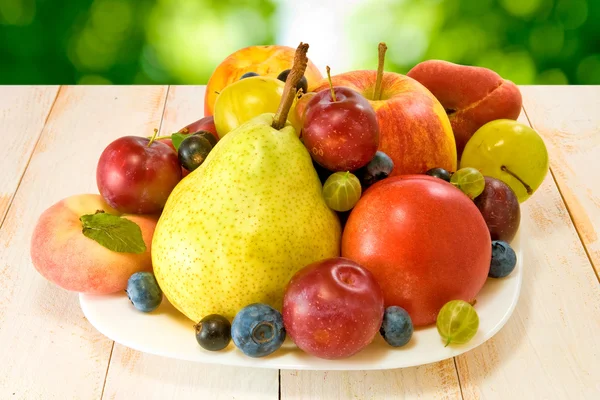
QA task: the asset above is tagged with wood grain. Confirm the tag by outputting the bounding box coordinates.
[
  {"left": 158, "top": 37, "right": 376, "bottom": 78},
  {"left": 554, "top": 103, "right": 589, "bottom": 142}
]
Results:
[
  {"left": 454, "top": 105, "right": 600, "bottom": 399},
  {"left": 520, "top": 86, "right": 600, "bottom": 278},
  {"left": 0, "top": 86, "right": 168, "bottom": 399},
  {"left": 281, "top": 362, "right": 462, "bottom": 400},
  {"left": 101, "top": 85, "right": 279, "bottom": 400},
  {"left": 2, "top": 86, "right": 599, "bottom": 399},
  {"left": 0, "top": 86, "right": 59, "bottom": 222},
  {"left": 103, "top": 347, "right": 278, "bottom": 400},
  {"left": 159, "top": 85, "right": 206, "bottom": 133}
]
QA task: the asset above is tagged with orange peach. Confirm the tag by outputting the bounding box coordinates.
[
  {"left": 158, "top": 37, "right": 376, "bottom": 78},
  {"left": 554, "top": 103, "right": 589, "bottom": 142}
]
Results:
[
  {"left": 310, "top": 71, "right": 457, "bottom": 176},
  {"left": 204, "top": 45, "right": 323, "bottom": 116},
  {"left": 31, "top": 194, "right": 157, "bottom": 294},
  {"left": 407, "top": 60, "right": 522, "bottom": 156}
]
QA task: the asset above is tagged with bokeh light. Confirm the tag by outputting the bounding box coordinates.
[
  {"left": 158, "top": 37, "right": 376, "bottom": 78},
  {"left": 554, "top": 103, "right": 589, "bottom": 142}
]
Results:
[
  {"left": 0, "top": 0, "right": 598, "bottom": 84},
  {"left": 556, "top": 0, "right": 588, "bottom": 30},
  {"left": 529, "top": 23, "right": 564, "bottom": 57},
  {"left": 576, "top": 54, "right": 600, "bottom": 84},
  {"left": 536, "top": 68, "right": 568, "bottom": 84},
  {"left": 500, "top": 0, "right": 545, "bottom": 18},
  {"left": 0, "top": 0, "right": 36, "bottom": 26}
]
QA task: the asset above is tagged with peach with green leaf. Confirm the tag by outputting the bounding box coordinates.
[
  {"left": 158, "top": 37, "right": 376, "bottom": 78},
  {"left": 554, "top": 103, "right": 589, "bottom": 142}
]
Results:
[{"left": 30, "top": 194, "right": 157, "bottom": 294}]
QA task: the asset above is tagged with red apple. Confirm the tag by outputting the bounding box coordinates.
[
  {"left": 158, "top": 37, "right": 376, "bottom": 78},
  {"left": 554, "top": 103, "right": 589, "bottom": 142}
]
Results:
[
  {"left": 97, "top": 135, "right": 182, "bottom": 214},
  {"left": 303, "top": 86, "right": 379, "bottom": 171},
  {"left": 283, "top": 257, "right": 384, "bottom": 359},
  {"left": 342, "top": 175, "right": 491, "bottom": 327},
  {"left": 309, "top": 44, "right": 456, "bottom": 176}
]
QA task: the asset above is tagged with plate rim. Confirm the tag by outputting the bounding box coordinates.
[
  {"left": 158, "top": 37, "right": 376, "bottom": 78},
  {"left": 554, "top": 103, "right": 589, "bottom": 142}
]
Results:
[{"left": 79, "top": 225, "right": 524, "bottom": 371}]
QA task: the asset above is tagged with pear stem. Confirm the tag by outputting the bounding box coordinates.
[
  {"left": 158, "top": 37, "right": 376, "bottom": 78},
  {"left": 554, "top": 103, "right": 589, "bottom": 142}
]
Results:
[
  {"left": 147, "top": 128, "right": 159, "bottom": 147},
  {"left": 272, "top": 42, "right": 309, "bottom": 130},
  {"left": 326, "top": 66, "right": 337, "bottom": 102},
  {"left": 501, "top": 165, "right": 533, "bottom": 194},
  {"left": 373, "top": 42, "right": 387, "bottom": 101}
]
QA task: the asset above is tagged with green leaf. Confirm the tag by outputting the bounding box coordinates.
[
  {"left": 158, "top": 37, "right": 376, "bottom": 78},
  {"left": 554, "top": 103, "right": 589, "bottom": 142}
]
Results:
[
  {"left": 80, "top": 212, "right": 147, "bottom": 254},
  {"left": 171, "top": 132, "right": 189, "bottom": 151}
]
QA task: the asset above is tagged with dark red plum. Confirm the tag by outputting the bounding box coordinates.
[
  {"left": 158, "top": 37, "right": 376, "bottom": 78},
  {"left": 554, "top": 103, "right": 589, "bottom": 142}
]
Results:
[
  {"left": 475, "top": 176, "right": 521, "bottom": 243},
  {"left": 302, "top": 87, "right": 379, "bottom": 172},
  {"left": 96, "top": 135, "right": 181, "bottom": 214},
  {"left": 282, "top": 257, "right": 384, "bottom": 360}
]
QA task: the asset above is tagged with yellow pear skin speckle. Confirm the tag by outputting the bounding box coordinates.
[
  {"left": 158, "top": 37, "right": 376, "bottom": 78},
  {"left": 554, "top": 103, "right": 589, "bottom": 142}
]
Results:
[{"left": 152, "top": 113, "right": 341, "bottom": 322}]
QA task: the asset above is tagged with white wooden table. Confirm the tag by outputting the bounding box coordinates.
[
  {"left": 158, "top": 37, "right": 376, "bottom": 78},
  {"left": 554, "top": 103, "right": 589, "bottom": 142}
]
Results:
[{"left": 1, "top": 86, "right": 599, "bottom": 399}]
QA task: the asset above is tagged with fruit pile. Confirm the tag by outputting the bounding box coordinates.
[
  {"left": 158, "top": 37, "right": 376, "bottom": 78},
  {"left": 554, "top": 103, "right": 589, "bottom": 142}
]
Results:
[{"left": 30, "top": 42, "right": 548, "bottom": 360}]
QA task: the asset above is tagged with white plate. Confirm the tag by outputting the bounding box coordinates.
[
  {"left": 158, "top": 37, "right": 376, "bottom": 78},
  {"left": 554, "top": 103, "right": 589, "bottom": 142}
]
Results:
[{"left": 80, "top": 224, "right": 523, "bottom": 371}]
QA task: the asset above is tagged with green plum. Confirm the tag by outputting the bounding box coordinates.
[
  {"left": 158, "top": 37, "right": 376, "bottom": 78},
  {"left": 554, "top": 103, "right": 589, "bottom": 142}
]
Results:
[{"left": 460, "top": 120, "right": 549, "bottom": 202}]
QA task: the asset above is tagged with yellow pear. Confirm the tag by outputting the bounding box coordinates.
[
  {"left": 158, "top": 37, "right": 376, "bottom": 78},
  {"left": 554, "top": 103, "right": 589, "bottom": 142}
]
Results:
[{"left": 152, "top": 44, "right": 341, "bottom": 322}]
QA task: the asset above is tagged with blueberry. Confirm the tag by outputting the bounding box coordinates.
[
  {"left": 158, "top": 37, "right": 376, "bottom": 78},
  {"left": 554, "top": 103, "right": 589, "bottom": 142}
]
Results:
[
  {"left": 240, "top": 72, "right": 259, "bottom": 79},
  {"left": 277, "top": 69, "right": 308, "bottom": 94},
  {"left": 231, "top": 303, "right": 286, "bottom": 357},
  {"left": 425, "top": 167, "right": 452, "bottom": 182},
  {"left": 195, "top": 314, "right": 231, "bottom": 351},
  {"left": 126, "top": 272, "right": 162, "bottom": 312},
  {"left": 355, "top": 151, "right": 394, "bottom": 188},
  {"left": 489, "top": 240, "right": 517, "bottom": 278},
  {"left": 380, "top": 306, "right": 413, "bottom": 347}
]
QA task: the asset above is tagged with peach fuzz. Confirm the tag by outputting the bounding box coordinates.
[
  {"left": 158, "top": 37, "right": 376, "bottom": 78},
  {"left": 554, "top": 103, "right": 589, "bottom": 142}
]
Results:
[
  {"left": 407, "top": 60, "right": 522, "bottom": 156},
  {"left": 31, "top": 194, "right": 157, "bottom": 294},
  {"left": 204, "top": 45, "right": 323, "bottom": 116}
]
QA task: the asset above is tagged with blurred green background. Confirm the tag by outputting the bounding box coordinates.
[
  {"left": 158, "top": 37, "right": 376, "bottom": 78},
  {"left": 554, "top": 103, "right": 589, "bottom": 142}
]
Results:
[{"left": 1, "top": 0, "right": 598, "bottom": 84}]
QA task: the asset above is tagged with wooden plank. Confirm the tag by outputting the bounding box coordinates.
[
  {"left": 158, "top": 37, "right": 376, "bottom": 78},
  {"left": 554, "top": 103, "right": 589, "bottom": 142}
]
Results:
[
  {"left": 0, "top": 86, "right": 59, "bottom": 221},
  {"left": 101, "top": 85, "right": 279, "bottom": 400},
  {"left": 455, "top": 103, "right": 600, "bottom": 399},
  {"left": 159, "top": 85, "right": 206, "bottom": 134},
  {"left": 0, "top": 86, "right": 168, "bottom": 399},
  {"left": 102, "top": 347, "right": 278, "bottom": 400},
  {"left": 520, "top": 86, "right": 600, "bottom": 277},
  {"left": 281, "top": 362, "right": 462, "bottom": 400}
]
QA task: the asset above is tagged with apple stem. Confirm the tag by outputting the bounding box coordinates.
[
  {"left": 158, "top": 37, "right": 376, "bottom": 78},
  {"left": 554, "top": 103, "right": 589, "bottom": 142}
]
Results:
[
  {"left": 150, "top": 135, "right": 173, "bottom": 141},
  {"left": 501, "top": 165, "right": 533, "bottom": 195},
  {"left": 147, "top": 128, "right": 159, "bottom": 147},
  {"left": 373, "top": 42, "right": 387, "bottom": 101},
  {"left": 326, "top": 66, "right": 337, "bottom": 102},
  {"left": 272, "top": 43, "right": 309, "bottom": 130}
]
